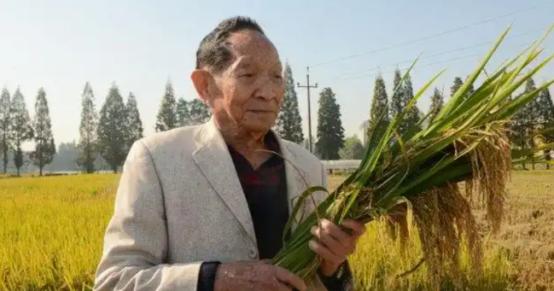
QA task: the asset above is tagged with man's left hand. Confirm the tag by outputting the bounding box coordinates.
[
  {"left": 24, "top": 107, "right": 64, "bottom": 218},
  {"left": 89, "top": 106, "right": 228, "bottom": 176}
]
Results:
[{"left": 309, "top": 218, "right": 366, "bottom": 276}]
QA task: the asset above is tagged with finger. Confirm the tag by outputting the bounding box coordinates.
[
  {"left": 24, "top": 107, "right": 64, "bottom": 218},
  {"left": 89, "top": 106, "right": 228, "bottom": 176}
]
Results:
[
  {"left": 319, "top": 219, "right": 354, "bottom": 250},
  {"left": 274, "top": 266, "right": 307, "bottom": 291},
  {"left": 262, "top": 278, "right": 292, "bottom": 291},
  {"left": 257, "top": 267, "right": 292, "bottom": 291},
  {"left": 342, "top": 219, "right": 367, "bottom": 237},
  {"left": 316, "top": 220, "right": 356, "bottom": 255},
  {"left": 311, "top": 225, "right": 348, "bottom": 257},
  {"left": 309, "top": 239, "right": 343, "bottom": 265},
  {"left": 272, "top": 280, "right": 293, "bottom": 291}
]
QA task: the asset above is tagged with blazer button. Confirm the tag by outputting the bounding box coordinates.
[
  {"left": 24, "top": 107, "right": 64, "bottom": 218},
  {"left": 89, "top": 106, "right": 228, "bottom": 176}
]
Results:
[{"left": 249, "top": 248, "right": 257, "bottom": 259}]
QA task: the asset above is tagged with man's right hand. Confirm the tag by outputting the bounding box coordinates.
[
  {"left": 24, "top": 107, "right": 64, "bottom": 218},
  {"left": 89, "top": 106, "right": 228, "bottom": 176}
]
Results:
[{"left": 213, "top": 260, "right": 307, "bottom": 291}]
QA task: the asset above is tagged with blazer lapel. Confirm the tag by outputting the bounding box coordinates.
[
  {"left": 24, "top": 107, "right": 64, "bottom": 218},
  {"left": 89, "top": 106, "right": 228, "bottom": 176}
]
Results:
[
  {"left": 277, "top": 136, "right": 311, "bottom": 233},
  {"left": 192, "top": 119, "right": 257, "bottom": 246}
]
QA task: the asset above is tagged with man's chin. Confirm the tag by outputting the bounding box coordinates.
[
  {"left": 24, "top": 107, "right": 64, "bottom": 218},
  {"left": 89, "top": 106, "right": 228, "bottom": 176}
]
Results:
[{"left": 242, "top": 121, "right": 275, "bottom": 134}]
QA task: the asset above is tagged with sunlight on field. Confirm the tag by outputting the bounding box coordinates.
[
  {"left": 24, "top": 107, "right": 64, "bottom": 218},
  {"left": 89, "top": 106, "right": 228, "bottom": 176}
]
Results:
[
  {"left": 0, "top": 171, "right": 552, "bottom": 290},
  {"left": 0, "top": 174, "right": 119, "bottom": 290}
]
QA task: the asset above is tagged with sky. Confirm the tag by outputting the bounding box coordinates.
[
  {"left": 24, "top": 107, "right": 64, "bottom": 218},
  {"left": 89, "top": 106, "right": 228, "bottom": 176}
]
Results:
[{"left": 1, "top": 0, "right": 553, "bottom": 150}]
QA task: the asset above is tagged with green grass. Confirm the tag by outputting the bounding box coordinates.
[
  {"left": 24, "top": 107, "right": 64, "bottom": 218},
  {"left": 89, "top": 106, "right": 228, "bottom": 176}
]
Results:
[{"left": 0, "top": 171, "right": 552, "bottom": 290}]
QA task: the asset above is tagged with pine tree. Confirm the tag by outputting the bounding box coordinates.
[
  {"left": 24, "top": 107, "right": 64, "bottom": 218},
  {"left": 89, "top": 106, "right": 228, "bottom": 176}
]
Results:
[
  {"left": 276, "top": 64, "right": 304, "bottom": 144},
  {"left": 366, "top": 75, "right": 389, "bottom": 146},
  {"left": 125, "top": 92, "right": 143, "bottom": 152},
  {"left": 535, "top": 86, "right": 554, "bottom": 169},
  {"left": 315, "top": 87, "right": 344, "bottom": 160},
  {"left": 30, "top": 88, "right": 55, "bottom": 176},
  {"left": 77, "top": 82, "right": 98, "bottom": 173},
  {"left": 451, "top": 77, "right": 464, "bottom": 97},
  {"left": 524, "top": 79, "right": 541, "bottom": 169},
  {"left": 97, "top": 84, "right": 128, "bottom": 173},
  {"left": 510, "top": 97, "right": 530, "bottom": 169},
  {"left": 389, "top": 69, "right": 404, "bottom": 121},
  {"left": 155, "top": 81, "right": 177, "bottom": 132},
  {"left": 0, "top": 88, "right": 10, "bottom": 173},
  {"left": 429, "top": 88, "right": 444, "bottom": 122},
  {"left": 189, "top": 99, "right": 211, "bottom": 125},
  {"left": 9, "top": 88, "right": 33, "bottom": 176},
  {"left": 451, "top": 76, "right": 474, "bottom": 99},
  {"left": 401, "top": 73, "right": 421, "bottom": 135},
  {"left": 176, "top": 98, "right": 191, "bottom": 126},
  {"left": 511, "top": 79, "right": 539, "bottom": 169}
]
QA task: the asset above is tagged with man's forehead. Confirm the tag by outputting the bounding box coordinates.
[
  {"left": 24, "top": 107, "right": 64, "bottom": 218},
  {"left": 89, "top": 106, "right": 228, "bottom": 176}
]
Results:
[
  {"left": 228, "top": 30, "right": 271, "bottom": 47},
  {"left": 233, "top": 56, "right": 281, "bottom": 68},
  {"left": 225, "top": 33, "right": 281, "bottom": 70},
  {"left": 227, "top": 31, "right": 278, "bottom": 57}
]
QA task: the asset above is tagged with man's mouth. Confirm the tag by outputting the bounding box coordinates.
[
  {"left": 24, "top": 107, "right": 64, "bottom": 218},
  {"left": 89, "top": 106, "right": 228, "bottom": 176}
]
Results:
[{"left": 248, "top": 109, "right": 274, "bottom": 113}]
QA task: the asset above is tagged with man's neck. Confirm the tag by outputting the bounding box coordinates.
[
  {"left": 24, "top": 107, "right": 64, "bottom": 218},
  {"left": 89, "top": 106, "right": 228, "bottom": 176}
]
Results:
[
  {"left": 222, "top": 129, "right": 266, "bottom": 152},
  {"left": 213, "top": 116, "right": 272, "bottom": 169}
]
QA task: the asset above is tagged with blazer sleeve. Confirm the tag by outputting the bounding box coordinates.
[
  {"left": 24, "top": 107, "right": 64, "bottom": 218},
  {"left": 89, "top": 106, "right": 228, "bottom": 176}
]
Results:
[{"left": 94, "top": 140, "right": 202, "bottom": 291}]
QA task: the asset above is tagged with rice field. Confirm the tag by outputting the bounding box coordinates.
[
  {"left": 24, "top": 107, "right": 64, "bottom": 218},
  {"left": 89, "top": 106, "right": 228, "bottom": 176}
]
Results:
[
  {"left": 0, "top": 171, "right": 552, "bottom": 290},
  {"left": 0, "top": 174, "right": 117, "bottom": 290}
]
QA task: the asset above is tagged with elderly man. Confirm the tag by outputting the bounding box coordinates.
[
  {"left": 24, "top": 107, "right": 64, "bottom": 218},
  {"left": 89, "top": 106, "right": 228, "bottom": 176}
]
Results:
[{"left": 94, "top": 16, "right": 366, "bottom": 291}]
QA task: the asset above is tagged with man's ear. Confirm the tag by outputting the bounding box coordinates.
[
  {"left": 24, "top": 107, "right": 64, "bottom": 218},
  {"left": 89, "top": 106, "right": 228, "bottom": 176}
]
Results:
[{"left": 191, "top": 69, "right": 213, "bottom": 104}]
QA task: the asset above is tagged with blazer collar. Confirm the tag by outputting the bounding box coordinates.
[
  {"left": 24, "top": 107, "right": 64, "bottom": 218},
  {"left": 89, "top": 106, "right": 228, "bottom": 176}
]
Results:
[{"left": 191, "top": 118, "right": 307, "bottom": 246}]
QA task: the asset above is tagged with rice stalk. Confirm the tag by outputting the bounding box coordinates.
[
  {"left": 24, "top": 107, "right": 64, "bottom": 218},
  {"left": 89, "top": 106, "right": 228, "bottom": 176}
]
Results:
[{"left": 272, "top": 26, "right": 554, "bottom": 287}]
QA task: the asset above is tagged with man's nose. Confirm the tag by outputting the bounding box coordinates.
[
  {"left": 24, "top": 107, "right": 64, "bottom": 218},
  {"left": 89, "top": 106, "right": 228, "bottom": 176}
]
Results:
[{"left": 254, "top": 75, "right": 281, "bottom": 101}]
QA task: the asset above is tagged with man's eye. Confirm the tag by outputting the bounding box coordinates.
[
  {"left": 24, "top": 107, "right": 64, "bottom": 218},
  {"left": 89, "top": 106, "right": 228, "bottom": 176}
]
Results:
[
  {"left": 274, "top": 75, "right": 283, "bottom": 80},
  {"left": 240, "top": 73, "right": 254, "bottom": 78}
]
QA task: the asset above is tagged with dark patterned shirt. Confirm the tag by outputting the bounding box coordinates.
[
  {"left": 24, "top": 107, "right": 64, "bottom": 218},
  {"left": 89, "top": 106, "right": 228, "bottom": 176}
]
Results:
[
  {"left": 197, "top": 132, "right": 350, "bottom": 291},
  {"left": 227, "top": 132, "right": 290, "bottom": 259}
]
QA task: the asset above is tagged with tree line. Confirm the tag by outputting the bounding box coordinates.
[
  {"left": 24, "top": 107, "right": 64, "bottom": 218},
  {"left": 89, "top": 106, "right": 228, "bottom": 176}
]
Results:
[
  {"left": 0, "top": 81, "right": 211, "bottom": 176},
  {"left": 1, "top": 67, "right": 551, "bottom": 175},
  {"left": 365, "top": 70, "right": 554, "bottom": 168},
  {"left": 510, "top": 78, "right": 554, "bottom": 169},
  {"left": 0, "top": 87, "right": 54, "bottom": 176}
]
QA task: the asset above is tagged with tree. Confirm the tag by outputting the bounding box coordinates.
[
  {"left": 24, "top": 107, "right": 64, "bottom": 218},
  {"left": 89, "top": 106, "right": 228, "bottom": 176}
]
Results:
[
  {"left": 511, "top": 98, "right": 530, "bottom": 169},
  {"left": 125, "top": 92, "right": 143, "bottom": 151},
  {"left": 315, "top": 87, "right": 344, "bottom": 160},
  {"left": 9, "top": 88, "right": 34, "bottom": 176},
  {"left": 429, "top": 88, "right": 444, "bottom": 122},
  {"left": 389, "top": 69, "right": 404, "bottom": 121},
  {"left": 339, "top": 135, "right": 364, "bottom": 159},
  {"left": 451, "top": 76, "right": 474, "bottom": 99},
  {"left": 451, "top": 77, "right": 464, "bottom": 97},
  {"left": 276, "top": 64, "right": 304, "bottom": 143},
  {"left": 535, "top": 86, "right": 554, "bottom": 169},
  {"left": 176, "top": 98, "right": 191, "bottom": 126},
  {"left": 524, "top": 79, "right": 542, "bottom": 170},
  {"left": 97, "top": 84, "right": 128, "bottom": 173},
  {"left": 189, "top": 99, "right": 211, "bottom": 125},
  {"left": 155, "top": 81, "right": 177, "bottom": 132},
  {"left": 77, "top": 82, "right": 98, "bottom": 173},
  {"left": 400, "top": 73, "right": 421, "bottom": 135},
  {"left": 511, "top": 78, "right": 540, "bottom": 169},
  {"left": 0, "top": 88, "right": 10, "bottom": 173},
  {"left": 30, "top": 88, "right": 56, "bottom": 175},
  {"left": 366, "top": 75, "right": 389, "bottom": 146}
]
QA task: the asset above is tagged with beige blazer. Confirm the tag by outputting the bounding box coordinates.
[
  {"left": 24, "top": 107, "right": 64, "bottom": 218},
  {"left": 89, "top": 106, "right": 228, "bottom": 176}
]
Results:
[{"left": 94, "top": 119, "right": 330, "bottom": 291}]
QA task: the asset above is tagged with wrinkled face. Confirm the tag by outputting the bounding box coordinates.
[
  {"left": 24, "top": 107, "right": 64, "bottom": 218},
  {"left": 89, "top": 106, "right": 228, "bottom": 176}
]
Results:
[{"left": 208, "top": 30, "right": 284, "bottom": 134}]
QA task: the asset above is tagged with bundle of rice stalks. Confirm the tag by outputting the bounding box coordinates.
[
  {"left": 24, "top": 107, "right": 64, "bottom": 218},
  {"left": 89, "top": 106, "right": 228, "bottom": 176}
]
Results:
[{"left": 273, "top": 26, "right": 554, "bottom": 287}]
